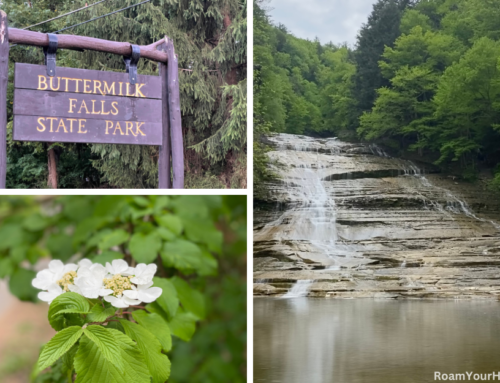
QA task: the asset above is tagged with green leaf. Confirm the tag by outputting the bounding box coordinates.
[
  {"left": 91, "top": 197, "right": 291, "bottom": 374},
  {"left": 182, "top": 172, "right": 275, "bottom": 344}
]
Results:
[
  {"left": 155, "top": 214, "right": 183, "bottom": 235},
  {"left": 120, "top": 320, "right": 171, "bottom": 383},
  {"left": 157, "top": 227, "right": 177, "bottom": 241},
  {"left": 61, "top": 344, "right": 78, "bottom": 375},
  {"left": 145, "top": 302, "right": 169, "bottom": 322},
  {"left": 132, "top": 310, "right": 172, "bottom": 352},
  {"left": 83, "top": 326, "right": 124, "bottom": 372},
  {"left": 152, "top": 277, "right": 179, "bottom": 319},
  {"left": 86, "top": 305, "right": 116, "bottom": 323},
  {"left": 36, "top": 326, "right": 84, "bottom": 373},
  {"left": 171, "top": 276, "right": 206, "bottom": 320},
  {"left": 129, "top": 232, "right": 162, "bottom": 263},
  {"left": 74, "top": 329, "right": 150, "bottom": 383},
  {"left": 0, "top": 224, "right": 24, "bottom": 250},
  {"left": 133, "top": 197, "right": 151, "bottom": 207},
  {"left": 92, "top": 251, "right": 124, "bottom": 265},
  {"left": 48, "top": 293, "right": 90, "bottom": 331},
  {"left": 86, "top": 229, "right": 112, "bottom": 249},
  {"left": 183, "top": 218, "right": 223, "bottom": 253},
  {"left": 161, "top": 239, "right": 204, "bottom": 274},
  {"left": 9, "top": 268, "right": 38, "bottom": 301},
  {"left": 153, "top": 196, "right": 170, "bottom": 213},
  {"left": 10, "top": 245, "right": 28, "bottom": 263},
  {"left": 47, "top": 233, "right": 74, "bottom": 261},
  {"left": 23, "top": 213, "right": 49, "bottom": 232},
  {"left": 168, "top": 309, "right": 198, "bottom": 342},
  {"left": 73, "top": 217, "right": 108, "bottom": 245},
  {"left": 54, "top": 308, "right": 90, "bottom": 316},
  {"left": 98, "top": 229, "right": 129, "bottom": 250},
  {"left": 0, "top": 258, "right": 14, "bottom": 278}
]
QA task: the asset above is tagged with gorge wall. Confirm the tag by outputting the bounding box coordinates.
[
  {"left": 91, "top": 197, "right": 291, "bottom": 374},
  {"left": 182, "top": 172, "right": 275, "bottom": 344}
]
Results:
[{"left": 254, "top": 134, "right": 500, "bottom": 299}]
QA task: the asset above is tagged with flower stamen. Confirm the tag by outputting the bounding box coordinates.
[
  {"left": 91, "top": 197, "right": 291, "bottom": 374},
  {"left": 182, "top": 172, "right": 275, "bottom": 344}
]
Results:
[
  {"left": 103, "top": 274, "right": 134, "bottom": 297},
  {"left": 57, "top": 270, "right": 77, "bottom": 292}
]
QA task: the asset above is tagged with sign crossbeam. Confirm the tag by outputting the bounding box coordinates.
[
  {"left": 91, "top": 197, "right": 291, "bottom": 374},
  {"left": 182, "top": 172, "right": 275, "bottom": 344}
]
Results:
[{"left": 0, "top": 11, "right": 184, "bottom": 189}]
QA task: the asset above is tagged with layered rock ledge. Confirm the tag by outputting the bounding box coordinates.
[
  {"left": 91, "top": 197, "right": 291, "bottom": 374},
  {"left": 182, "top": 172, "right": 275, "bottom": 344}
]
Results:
[{"left": 254, "top": 134, "right": 500, "bottom": 299}]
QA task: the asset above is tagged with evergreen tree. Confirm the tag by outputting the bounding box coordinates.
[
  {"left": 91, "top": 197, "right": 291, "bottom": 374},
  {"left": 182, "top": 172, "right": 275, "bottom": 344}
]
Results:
[
  {"left": 353, "top": 0, "right": 414, "bottom": 114},
  {"left": 2, "top": 0, "right": 247, "bottom": 188}
]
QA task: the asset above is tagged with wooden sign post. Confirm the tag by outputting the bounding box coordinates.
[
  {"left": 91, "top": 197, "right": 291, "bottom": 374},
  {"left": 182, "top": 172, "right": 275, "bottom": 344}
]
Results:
[{"left": 0, "top": 13, "right": 184, "bottom": 188}]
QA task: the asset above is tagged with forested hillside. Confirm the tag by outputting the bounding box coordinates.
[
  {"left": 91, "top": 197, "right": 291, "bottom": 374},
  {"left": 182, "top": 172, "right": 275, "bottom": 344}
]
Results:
[
  {"left": 254, "top": 0, "right": 500, "bottom": 190},
  {"left": 3, "top": 0, "right": 247, "bottom": 189}
]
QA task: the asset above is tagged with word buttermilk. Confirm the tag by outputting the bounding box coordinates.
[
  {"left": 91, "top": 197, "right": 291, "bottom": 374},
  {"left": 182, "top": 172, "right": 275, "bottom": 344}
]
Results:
[{"left": 13, "top": 63, "right": 163, "bottom": 146}]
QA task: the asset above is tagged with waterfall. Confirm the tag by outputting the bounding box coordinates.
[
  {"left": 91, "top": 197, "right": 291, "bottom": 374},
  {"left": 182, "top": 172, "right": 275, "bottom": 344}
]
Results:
[
  {"left": 283, "top": 280, "right": 313, "bottom": 298},
  {"left": 254, "top": 133, "right": 500, "bottom": 299}
]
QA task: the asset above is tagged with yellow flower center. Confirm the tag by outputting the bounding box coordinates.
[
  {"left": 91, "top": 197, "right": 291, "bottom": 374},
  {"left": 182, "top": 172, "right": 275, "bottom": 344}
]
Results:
[
  {"left": 57, "top": 271, "right": 77, "bottom": 292},
  {"left": 103, "top": 274, "right": 133, "bottom": 297}
]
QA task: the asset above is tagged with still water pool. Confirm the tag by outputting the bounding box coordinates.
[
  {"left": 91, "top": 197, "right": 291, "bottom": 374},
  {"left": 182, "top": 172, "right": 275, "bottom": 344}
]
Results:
[{"left": 254, "top": 298, "right": 500, "bottom": 383}]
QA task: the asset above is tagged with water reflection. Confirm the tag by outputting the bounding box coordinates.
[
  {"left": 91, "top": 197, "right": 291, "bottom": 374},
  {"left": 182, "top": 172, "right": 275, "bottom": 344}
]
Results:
[{"left": 254, "top": 299, "right": 500, "bottom": 383}]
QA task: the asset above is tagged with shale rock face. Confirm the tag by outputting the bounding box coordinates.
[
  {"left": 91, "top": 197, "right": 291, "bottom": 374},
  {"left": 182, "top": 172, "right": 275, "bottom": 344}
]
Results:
[{"left": 254, "top": 134, "right": 500, "bottom": 299}]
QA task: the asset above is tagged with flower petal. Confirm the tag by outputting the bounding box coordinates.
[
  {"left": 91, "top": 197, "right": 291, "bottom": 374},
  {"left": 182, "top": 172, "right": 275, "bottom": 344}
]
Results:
[
  {"left": 68, "top": 284, "right": 82, "bottom": 294},
  {"left": 137, "top": 281, "right": 154, "bottom": 290},
  {"left": 123, "top": 290, "right": 138, "bottom": 300},
  {"left": 78, "top": 259, "right": 93, "bottom": 269},
  {"left": 123, "top": 296, "right": 142, "bottom": 306},
  {"left": 137, "top": 287, "right": 162, "bottom": 303},
  {"left": 99, "top": 288, "right": 113, "bottom": 297},
  {"left": 63, "top": 263, "right": 78, "bottom": 273},
  {"left": 104, "top": 295, "right": 129, "bottom": 308},
  {"left": 134, "top": 264, "right": 147, "bottom": 274},
  {"left": 111, "top": 259, "right": 129, "bottom": 274},
  {"left": 48, "top": 260, "right": 64, "bottom": 273},
  {"left": 38, "top": 291, "right": 59, "bottom": 303},
  {"left": 91, "top": 263, "right": 107, "bottom": 279},
  {"left": 32, "top": 269, "right": 54, "bottom": 290}
]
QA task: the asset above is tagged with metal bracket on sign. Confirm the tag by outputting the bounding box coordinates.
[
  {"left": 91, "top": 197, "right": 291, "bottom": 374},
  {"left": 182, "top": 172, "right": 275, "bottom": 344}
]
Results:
[
  {"left": 43, "top": 34, "right": 58, "bottom": 77},
  {"left": 123, "top": 45, "right": 141, "bottom": 85}
]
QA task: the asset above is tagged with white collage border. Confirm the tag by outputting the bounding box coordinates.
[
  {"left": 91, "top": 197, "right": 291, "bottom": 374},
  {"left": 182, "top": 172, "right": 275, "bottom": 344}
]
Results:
[{"left": 0, "top": 0, "right": 255, "bottom": 381}]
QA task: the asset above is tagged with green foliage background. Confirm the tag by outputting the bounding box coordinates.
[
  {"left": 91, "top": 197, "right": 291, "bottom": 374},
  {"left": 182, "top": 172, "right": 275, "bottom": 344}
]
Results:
[
  {"left": 2, "top": 0, "right": 247, "bottom": 189},
  {"left": 0, "top": 195, "right": 247, "bottom": 382},
  {"left": 254, "top": 0, "right": 500, "bottom": 189}
]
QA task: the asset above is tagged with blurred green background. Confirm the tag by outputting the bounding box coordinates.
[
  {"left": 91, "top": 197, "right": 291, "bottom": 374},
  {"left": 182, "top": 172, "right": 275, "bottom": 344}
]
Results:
[{"left": 0, "top": 195, "right": 247, "bottom": 383}]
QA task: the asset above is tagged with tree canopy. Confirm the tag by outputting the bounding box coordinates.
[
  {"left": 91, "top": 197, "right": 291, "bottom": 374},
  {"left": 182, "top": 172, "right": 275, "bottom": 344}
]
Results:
[
  {"left": 2, "top": 0, "right": 247, "bottom": 189},
  {"left": 254, "top": 0, "right": 500, "bottom": 189}
]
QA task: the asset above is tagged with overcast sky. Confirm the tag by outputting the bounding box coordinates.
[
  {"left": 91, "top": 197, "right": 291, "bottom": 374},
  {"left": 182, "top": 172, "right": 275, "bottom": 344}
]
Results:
[{"left": 267, "top": 0, "right": 376, "bottom": 46}]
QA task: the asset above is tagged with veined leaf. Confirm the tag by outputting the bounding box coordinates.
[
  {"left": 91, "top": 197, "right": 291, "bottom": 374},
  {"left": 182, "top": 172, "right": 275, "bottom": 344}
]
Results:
[
  {"left": 120, "top": 320, "right": 171, "bottom": 383},
  {"left": 86, "top": 305, "right": 116, "bottom": 323},
  {"left": 132, "top": 310, "right": 172, "bottom": 352},
  {"left": 83, "top": 326, "right": 124, "bottom": 372},
  {"left": 129, "top": 232, "right": 162, "bottom": 263},
  {"left": 155, "top": 214, "right": 183, "bottom": 235},
  {"left": 98, "top": 229, "right": 129, "bottom": 250},
  {"left": 36, "top": 326, "right": 84, "bottom": 373},
  {"left": 49, "top": 293, "right": 90, "bottom": 331},
  {"left": 171, "top": 276, "right": 206, "bottom": 320},
  {"left": 169, "top": 309, "right": 198, "bottom": 342},
  {"left": 74, "top": 329, "right": 150, "bottom": 383},
  {"left": 161, "top": 239, "right": 204, "bottom": 274},
  {"left": 152, "top": 277, "right": 179, "bottom": 319}
]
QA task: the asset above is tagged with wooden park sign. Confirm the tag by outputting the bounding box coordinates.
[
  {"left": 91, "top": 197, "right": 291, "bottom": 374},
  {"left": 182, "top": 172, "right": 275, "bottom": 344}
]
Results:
[{"left": 0, "top": 10, "right": 184, "bottom": 188}]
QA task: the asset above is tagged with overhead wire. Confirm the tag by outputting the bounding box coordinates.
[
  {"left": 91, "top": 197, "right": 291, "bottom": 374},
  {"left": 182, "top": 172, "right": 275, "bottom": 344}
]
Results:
[
  {"left": 10, "top": 0, "right": 151, "bottom": 48},
  {"left": 21, "top": 0, "right": 113, "bottom": 30}
]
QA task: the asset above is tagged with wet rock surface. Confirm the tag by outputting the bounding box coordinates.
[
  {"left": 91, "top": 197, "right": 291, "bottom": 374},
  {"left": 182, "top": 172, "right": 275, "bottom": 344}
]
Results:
[{"left": 254, "top": 133, "right": 500, "bottom": 299}]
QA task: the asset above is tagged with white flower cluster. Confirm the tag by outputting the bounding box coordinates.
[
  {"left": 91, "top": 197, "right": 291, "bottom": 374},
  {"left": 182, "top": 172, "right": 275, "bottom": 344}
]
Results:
[{"left": 32, "top": 259, "right": 162, "bottom": 308}]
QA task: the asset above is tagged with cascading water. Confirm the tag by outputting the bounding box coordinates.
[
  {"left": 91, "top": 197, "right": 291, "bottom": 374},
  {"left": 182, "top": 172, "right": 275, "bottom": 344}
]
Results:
[
  {"left": 283, "top": 280, "right": 313, "bottom": 298},
  {"left": 254, "top": 133, "right": 500, "bottom": 299}
]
